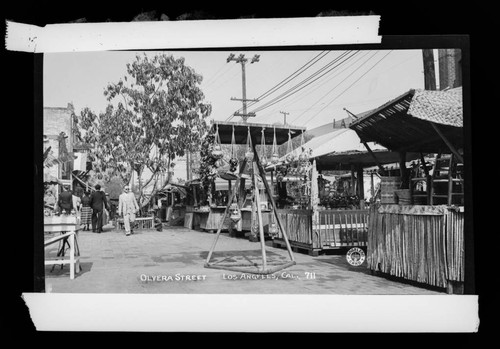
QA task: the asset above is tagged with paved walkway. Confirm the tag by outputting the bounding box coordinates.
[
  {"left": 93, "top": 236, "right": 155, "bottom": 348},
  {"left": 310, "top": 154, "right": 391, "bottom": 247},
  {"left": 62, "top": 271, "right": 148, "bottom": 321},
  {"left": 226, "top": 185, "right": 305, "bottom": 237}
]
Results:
[{"left": 44, "top": 225, "right": 446, "bottom": 295}]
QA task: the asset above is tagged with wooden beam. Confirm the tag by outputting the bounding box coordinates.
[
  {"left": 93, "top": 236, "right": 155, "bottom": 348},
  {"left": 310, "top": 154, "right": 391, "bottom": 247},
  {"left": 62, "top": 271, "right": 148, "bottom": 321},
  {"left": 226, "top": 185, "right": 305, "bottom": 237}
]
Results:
[
  {"left": 429, "top": 122, "right": 464, "bottom": 163},
  {"left": 399, "top": 151, "right": 409, "bottom": 189},
  {"left": 251, "top": 136, "right": 295, "bottom": 262},
  {"left": 356, "top": 165, "right": 365, "bottom": 209},
  {"left": 362, "top": 142, "right": 385, "bottom": 173}
]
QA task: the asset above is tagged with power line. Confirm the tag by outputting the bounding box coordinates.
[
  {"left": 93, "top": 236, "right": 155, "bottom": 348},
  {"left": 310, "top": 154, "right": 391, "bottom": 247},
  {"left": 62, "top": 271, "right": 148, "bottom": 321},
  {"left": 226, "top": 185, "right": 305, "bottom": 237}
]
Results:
[
  {"left": 250, "top": 51, "right": 353, "bottom": 113},
  {"left": 287, "top": 50, "right": 378, "bottom": 124},
  {"left": 249, "top": 51, "right": 358, "bottom": 115},
  {"left": 281, "top": 50, "right": 373, "bottom": 113},
  {"left": 225, "top": 51, "right": 330, "bottom": 121},
  {"left": 298, "top": 50, "right": 393, "bottom": 127},
  {"left": 203, "top": 62, "right": 233, "bottom": 88}
]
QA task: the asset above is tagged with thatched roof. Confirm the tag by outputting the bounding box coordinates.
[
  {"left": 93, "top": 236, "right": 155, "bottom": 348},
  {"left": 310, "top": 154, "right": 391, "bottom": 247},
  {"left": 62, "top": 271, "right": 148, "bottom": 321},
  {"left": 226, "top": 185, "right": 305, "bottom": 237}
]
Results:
[
  {"left": 349, "top": 88, "right": 464, "bottom": 153},
  {"left": 408, "top": 87, "right": 462, "bottom": 127}
]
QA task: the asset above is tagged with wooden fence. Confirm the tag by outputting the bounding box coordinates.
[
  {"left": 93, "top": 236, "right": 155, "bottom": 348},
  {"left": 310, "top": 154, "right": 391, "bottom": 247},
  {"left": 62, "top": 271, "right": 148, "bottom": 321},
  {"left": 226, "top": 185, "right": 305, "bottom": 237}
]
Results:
[
  {"left": 367, "top": 204, "right": 464, "bottom": 290},
  {"left": 276, "top": 209, "right": 314, "bottom": 247},
  {"left": 273, "top": 209, "right": 369, "bottom": 254}
]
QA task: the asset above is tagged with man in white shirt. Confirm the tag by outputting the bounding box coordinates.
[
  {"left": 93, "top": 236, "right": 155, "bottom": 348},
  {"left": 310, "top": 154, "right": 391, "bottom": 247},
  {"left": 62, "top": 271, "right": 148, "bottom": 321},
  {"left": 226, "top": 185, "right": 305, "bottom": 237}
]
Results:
[{"left": 118, "top": 185, "right": 139, "bottom": 236}]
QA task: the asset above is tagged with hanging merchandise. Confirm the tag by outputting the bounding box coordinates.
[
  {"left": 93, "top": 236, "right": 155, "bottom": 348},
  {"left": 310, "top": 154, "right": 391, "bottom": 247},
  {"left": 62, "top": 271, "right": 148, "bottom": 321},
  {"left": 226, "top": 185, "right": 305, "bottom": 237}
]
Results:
[
  {"left": 271, "top": 126, "right": 280, "bottom": 165},
  {"left": 212, "top": 123, "right": 223, "bottom": 159},
  {"left": 285, "top": 129, "right": 295, "bottom": 164},
  {"left": 260, "top": 127, "right": 268, "bottom": 167},
  {"left": 229, "top": 201, "right": 241, "bottom": 223},
  {"left": 229, "top": 125, "right": 239, "bottom": 173},
  {"left": 245, "top": 126, "right": 254, "bottom": 162},
  {"left": 298, "top": 130, "right": 309, "bottom": 163},
  {"left": 215, "top": 158, "right": 224, "bottom": 168}
]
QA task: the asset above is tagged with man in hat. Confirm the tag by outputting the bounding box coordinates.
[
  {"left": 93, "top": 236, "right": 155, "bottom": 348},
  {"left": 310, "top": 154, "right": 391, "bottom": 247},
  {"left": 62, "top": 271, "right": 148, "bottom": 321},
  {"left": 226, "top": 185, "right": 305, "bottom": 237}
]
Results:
[
  {"left": 90, "top": 184, "right": 109, "bottom": 233},
  {"left": 57, "top": 185, "right": 73, "bottom": 214},
  {"left": 118, "top": 185, "right": 139, "bottom": 236}
]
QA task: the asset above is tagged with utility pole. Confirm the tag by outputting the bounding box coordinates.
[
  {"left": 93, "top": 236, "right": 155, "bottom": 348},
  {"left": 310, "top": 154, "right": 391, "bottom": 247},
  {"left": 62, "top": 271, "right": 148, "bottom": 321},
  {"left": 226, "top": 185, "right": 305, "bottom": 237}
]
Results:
[
  {"left": 279, "top": 111, "right": 289, "bottom": 125},
  {"left": 422, "top": 49, "right": 437, "bottom": 90},
  {"left": 227, "top": 53, "right": 260, "bottom": 122}
]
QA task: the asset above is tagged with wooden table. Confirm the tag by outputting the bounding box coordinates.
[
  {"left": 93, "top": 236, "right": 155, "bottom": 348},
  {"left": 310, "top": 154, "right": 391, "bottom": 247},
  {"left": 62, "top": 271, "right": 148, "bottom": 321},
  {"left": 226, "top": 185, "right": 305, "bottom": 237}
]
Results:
[{"left": 44, "top": 215, "right": 81, "bottom": 279}]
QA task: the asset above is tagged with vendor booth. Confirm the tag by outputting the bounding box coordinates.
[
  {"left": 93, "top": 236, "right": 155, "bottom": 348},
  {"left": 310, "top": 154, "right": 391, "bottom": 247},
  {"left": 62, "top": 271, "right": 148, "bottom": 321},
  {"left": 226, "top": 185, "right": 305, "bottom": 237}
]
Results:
[
  {"left": 349, "top": 87, "right": 467, "bottom": 294},
  {"left": 202, "top": 121, "right": 305, "bottom": 275},
  {"left": 268, "top": 126, "right": 420, "bottom": 256}
]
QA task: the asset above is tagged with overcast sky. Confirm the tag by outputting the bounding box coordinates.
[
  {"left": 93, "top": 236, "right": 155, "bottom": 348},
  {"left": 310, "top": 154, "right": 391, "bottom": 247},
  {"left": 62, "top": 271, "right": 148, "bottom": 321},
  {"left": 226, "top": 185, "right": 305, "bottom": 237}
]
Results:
[{"left": 44, "top": 48, "right": 425, "bottom": 130}]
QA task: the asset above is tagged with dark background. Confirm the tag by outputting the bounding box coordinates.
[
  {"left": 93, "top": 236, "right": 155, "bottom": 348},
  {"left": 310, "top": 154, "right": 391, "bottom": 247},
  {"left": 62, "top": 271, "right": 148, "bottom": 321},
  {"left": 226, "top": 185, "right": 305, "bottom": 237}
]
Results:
[{"left": 3, "top": 1, "right": 489, "bottom": 341}]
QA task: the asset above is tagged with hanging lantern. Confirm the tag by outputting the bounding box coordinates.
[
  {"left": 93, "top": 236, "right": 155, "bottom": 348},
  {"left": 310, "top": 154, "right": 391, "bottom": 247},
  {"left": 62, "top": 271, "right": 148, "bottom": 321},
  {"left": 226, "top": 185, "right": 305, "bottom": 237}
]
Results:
[
  {"left": 245, "top": 150, "right": 254, "bottom": 161},
  {"left": 269, "top": 221, "right": 278, "bottom": 237},
  {"left": 271, "top": 152, "right": 280, "bottom": 164},
  {"left": 227, "top": 125, "right": 239, "bottom": 173},
  {"left": 260, "top": 127, "right": 269, "bottom": 167},
  {"left": 270, "top": 127, "right": 279, "bottom": 164},
  {"left": 229, "top": 157, "right": 239, "bottom": 167},
  {"left": 212, "top": 144, "right": 223, "bottom": 158},
  {"left": 212, "top": 123, "right": 223, "bottom": 158},
  {"left": 299, "top": 149, "right": 309, "bottom": 163},
  {"left": 229, "top": 203, "right": 241, "bottom": 223},
  {"left": 284, "top": 129, "right": 295, "bottom": 164},
  {"left": 245, "top": 126, "right": 254, "bottom": 161}
]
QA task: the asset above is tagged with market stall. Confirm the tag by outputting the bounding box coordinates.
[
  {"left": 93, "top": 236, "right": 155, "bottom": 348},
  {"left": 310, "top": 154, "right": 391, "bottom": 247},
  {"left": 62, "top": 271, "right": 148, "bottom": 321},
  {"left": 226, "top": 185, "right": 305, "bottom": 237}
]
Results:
[
  {"left": 268, "top": 127, "right": 420, "bottom": 255},
  {"left": 349, "top": 87, "right": 466, "bottom": 293},
  {"left": 203, "top": 121, "right": 305, "bottom": 275}
]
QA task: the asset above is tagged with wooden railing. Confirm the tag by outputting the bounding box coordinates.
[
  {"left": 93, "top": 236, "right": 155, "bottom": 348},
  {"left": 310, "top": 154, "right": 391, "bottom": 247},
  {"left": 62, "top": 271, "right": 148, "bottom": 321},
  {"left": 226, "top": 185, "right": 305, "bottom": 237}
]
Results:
[
  {"left": 316, "top": 209, "right": 369, "bottom": 248},
  {"left": 275, "top": 209, "right": 369, "bottom": 251}
]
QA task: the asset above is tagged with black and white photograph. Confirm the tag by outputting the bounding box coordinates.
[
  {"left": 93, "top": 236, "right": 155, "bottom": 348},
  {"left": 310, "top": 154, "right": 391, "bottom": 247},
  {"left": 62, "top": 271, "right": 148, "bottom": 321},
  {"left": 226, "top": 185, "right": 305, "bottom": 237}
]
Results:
[
  {"left": 41, "top": 47, "right": 468, "bottom": 296},
  {"left": 4, "top": 5, "right": 484, "bottom": 334}
]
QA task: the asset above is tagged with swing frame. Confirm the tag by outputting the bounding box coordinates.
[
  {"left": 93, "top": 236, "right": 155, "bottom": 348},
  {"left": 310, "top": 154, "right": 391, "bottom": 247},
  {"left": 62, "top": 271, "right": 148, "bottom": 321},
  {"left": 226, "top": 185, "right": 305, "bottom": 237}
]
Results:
[{"left": 204, "top": 124, "right": 300, "bottom": 275}]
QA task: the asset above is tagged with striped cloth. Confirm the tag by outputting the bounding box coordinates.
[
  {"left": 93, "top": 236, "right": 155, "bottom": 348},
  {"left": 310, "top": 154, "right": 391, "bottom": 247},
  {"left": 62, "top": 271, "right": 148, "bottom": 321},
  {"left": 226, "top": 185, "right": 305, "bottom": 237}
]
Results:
[{"left": 80, "top": 206, "right": 92, "bottom": 225}]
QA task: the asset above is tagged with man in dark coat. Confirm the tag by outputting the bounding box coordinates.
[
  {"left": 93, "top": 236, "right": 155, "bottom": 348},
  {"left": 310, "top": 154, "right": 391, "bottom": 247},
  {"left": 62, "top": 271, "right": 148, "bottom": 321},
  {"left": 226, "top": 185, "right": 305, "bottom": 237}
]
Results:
[
  {"left": 58, "top": 185, "right": 73, "bottom": 214},
  {"left": 90, "top": 184, "right": 109, "bottom": 233}
]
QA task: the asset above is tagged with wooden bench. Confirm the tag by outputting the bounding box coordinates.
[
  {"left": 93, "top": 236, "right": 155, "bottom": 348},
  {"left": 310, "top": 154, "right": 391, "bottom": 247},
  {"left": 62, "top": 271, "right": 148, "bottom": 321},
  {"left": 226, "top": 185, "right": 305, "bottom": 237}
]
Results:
[{"left": 116, "top": 216, "right": 154, "bottom": 230}]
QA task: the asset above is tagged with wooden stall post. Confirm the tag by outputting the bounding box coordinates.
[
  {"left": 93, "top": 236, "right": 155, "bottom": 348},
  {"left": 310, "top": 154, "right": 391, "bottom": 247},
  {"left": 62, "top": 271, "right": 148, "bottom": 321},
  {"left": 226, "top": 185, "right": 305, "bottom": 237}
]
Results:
[
  {"left": 253, "top": 162, "right": 267, "bottom": 270},
  {"left": 252, "top": 138, "right": 295, "bottom": 263},
  {"left": 356, "top": 165, "right": 365, "bottom": 209},
  {"left": 370, "top": 172, "right": 375, "bottom": 199},
  {"left": 205, "top": 158, "right": 248, "bottom": 266},
  {"left": 399, "top": 151, "right": 409, "bottom": 189}
]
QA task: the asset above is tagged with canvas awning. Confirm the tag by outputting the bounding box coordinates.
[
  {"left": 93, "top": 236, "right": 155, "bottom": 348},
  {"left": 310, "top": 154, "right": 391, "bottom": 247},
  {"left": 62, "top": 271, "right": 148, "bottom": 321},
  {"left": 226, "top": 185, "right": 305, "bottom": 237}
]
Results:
[{"left": 271, "top": 128, "right": 419, "bottom": 171}]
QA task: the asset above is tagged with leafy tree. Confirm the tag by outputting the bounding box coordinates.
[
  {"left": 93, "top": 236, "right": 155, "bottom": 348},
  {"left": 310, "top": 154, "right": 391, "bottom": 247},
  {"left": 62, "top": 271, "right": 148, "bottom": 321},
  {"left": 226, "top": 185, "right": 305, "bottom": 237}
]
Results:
[{"left": 75, "top": 53, "right": 212, "bottom": 207}]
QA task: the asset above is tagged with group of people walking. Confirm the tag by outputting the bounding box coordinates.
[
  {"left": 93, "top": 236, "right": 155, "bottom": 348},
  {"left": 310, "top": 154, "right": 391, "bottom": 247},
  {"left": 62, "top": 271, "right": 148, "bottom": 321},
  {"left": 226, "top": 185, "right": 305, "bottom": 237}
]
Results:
[{"left": 57, "top": 184, "right": 139, "bottom": 236}]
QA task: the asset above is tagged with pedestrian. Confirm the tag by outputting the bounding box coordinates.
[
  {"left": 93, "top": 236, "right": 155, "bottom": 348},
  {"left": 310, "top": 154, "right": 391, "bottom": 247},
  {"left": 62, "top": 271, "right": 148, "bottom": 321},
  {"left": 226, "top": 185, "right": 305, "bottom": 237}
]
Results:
[
  {"left": 118, "top": 185, "right": 139, "bottom": 236},
  {"left": 89, "top": 184, "right": 109, "bottom": 233},
  {"left": 57, "top": 185, "right": 73, "bottom": 214},
  {"left": 72, "top": 191, "right": 82, "bottom": 217},
  {"left": 80, "top": 191, "right": 92, "bottom": 231}
]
